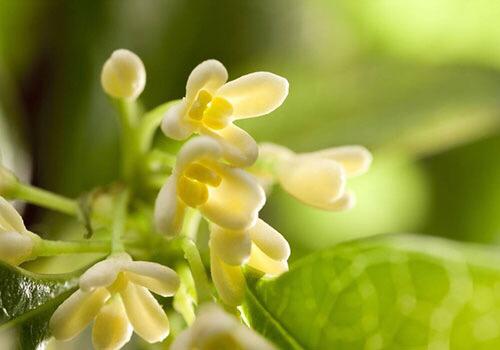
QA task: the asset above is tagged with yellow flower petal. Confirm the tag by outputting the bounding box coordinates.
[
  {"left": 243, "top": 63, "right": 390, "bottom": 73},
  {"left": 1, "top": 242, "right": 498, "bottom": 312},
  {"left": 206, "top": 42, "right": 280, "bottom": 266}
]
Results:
[
  {"left": 217, "top": 72, "right": 288, "bottom": 119},
  {"left": 247, "top": 243, "right": 288, "bottom": 276},
  {"left": 124, "top": 261, "right": 180, "bottom": 297},
  {"left": 200, "top": 164, "right": 265, "bottom": 231},
  {"left": 154, "top": 175, "right": 187, "bottom": 236},
  {"left": 175, "top": 136, "right": 222, "bottom": 172},
  {"left": 205, "top": 124, "right": 259, "bottom": 167},
  {"left": 50, "top": 288, "right": 110, "bottom": 341},
  {"left": 278, "top": 156, "right": 346, "bottom": 210},
  {"left": 249, "top": 219, "right": 290, "bottom": 262},
  {"left": 321, "top": 190, "right": 356, "bottom": 211},
  {"left": 310, "top": 145, "right": 372, "bottom": 177},
  {"left": 186, "top": 60, "right": 228, "bottom": 103},
  {"left": 210, "top": 225, "right": 251, "bottom": 266},
  {"left": 92, "top": 296, "right": 133, "bottom": 350},
  {"left": 233, "top": 325, "right": 277, "bottom": 350},
  {"left": 121, "top": 283, "right": 170, "bottom": 343},
  {"left": 210, "top": 253, "right": 245, "bottom": 306},
  {"left": 0, "top": 231, "right": 34, "bottom": 265},
  {"left": 100, "top": 49, "right": 146, "bottom": 100},
  {"left": 0, "top": 196, "right": 26, "bottom": 233},
  {"left": 161, "top": 100, "right": 194, "bottom": 140},
  {"left": 79, "top": 254, "right": 131, "bottom": 292}
]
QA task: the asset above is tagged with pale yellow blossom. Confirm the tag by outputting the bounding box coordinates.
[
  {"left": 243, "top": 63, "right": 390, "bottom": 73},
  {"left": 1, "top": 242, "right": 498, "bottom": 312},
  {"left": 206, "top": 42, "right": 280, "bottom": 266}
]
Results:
[
  {"left": 154, "top": 136, "right": 265, "bottom": 236},
  {"left": 171, "top": 303, "right": 276, "bottom": 350},
  {"left": 101, "top": 49, "right": 146, "bottom": 100},
  {"left": 210, "top": 219, "right": 290, "bottom": 306},
  {"left": 161, "top": 60, "right": 289, "bottom": 167},
  {"left": 50, "top": 253, "right": 179, "bottom": 350}
]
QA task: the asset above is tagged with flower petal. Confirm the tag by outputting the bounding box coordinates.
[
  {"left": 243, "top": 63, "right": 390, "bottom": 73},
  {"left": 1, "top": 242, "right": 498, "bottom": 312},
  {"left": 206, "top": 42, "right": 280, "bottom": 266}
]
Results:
[
  {"left": 92, "top": 296, "right": 133, "bottom": 350},
  {"left": 216, "top": 72, "right": 288, "bottom": 119},
  {"left": 121, "top": 283, "right": 170, "bottom": 343},
  {"left": 186, "top": 59, "right": 228, "bottom": 103},
  {"left": 247, "top": 243, "right": 288, "bottom": 276},
  {"left": 200, "top": 165, "right": 265, "bottom": 231},
  {"left": 210, "top": 225, "right": 251, "bottom": 266},
  {"left": 249, "top": 219, "right": 290, "bottom": 262},
  {"left": 79, "top": 253, "right": 131, "bottom": 292},
  {"left": 210, "top": 253, "right": 245, "bottom": 306},
  {"left": 170, "top": 329, "right": 194, "bottom": 350},
  {"left": 0, "top": 231, "right": 34, "bottom": 265},
  {"left": 310, "top": 145, "right": 372, "bottom": 177},
  {"left": 50, "top": 288, "right": 110, "bottom": 341},
  {"left": 204, "top": 124, "right": 258, "bottom": 167},
  {"left": 154, "top": 175, "right": 187, "bottom": 237},
  {"left": 161, "top": 100, "right": 194, "bottom": 140},
  {"left": 322, "top": 191, "right": 356, "bottom": 211},
  {"left": 175, "top": 136, "right": 222, "bottom": 172},
  {"left": 234, "top": 326, "right": 277, "bottom": 350},
  {"left": 124, "top": 261, "right": 180, "bottom": 297},
  {"left": 0, "top": 197, "right": 26, "bottom": 233},
  {"left": 278, "top": 156, "right": 346, "bottom": 210}
]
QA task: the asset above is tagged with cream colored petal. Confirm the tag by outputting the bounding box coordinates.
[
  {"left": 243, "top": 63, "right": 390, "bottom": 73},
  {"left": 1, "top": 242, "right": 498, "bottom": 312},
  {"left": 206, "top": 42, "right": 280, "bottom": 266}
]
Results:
[
  {"left": 170, "top": 329, "right": 194, "bottom": 350},
  {"left": 249, "top": 219, "right": 290, "bottom": 262},
  {"left": 200, "top": 165, "right": 265, "bottom": 231},
  {"left": 247, "top": 243, "right": 288, "bottom": 276},
  {"left": 210, "top": 225, "right": 251, "bottom": 266},
  {"left": 174, "top": 136, "right": 222, "bottom": 172},
  {"left": 186, "top": 59, "right": 228, "bottom": 102},
  {"left": 92, "top": 296, "right": 133, "bottom": 350},
  {"left": 101, "top": 49, "right": 146, "bottom": 100},
  {"left": 322, "top": 191, "right": 356, "bottom": 211},
  {"left": 258, "top": 142, "right": 294, "bottom": 163},
  {"left": 210, "top": 253, "right": 246, "bottom": 306},
  {"left": 216, "top": 72, "right": 288, "bottom": 119},
  {"left": 50, "top": 288, "right": 110, "bottom": 341},
  {"left": 310, "top": 145, "right": 372, "bottom": 177},
  {"left": 234, "top": 326, "right": 277, "bottom": 350},
  {"left": 161, "top": 100, "right": 195, "bottom": 140},
  {"left": 154, "top": 175, "right": 187, "bottom": 237},
  {"left": 204, "top": 124, "right": 259, "bottom": 167},
  {"left": 278, "top": 156, "right": 346, "bottom": 210},
  {"left": 0, "top": 231, "right": 34, "bottom": 265},
  {"left": 79, "top": 254, "right": 131, "bottom": 292},
  {"left": 121, "top": 283, "right": 170, "bottom": 343},
  {"left": 0, "top": 196, "right": 26, "bottom": 233},
  {"left": 124, "top": 261, "right": 180, "bottom": 297}
]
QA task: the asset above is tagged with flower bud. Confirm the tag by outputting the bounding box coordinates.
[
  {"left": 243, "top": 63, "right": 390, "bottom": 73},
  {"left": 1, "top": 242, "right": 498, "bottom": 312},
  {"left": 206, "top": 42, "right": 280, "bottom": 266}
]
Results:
[
  {"left": 101, "top": 49, "right": 146, "bottom": 100},
  {"left": 0, "top": 165, "right": 19, "bottom": 198}
]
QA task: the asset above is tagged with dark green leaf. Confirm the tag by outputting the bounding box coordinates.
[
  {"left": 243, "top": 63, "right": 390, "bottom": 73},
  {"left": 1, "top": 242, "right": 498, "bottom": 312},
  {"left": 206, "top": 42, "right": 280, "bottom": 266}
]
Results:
[
  {"left": 0, "top": 262, "right": 79, "bottom": 350},
  {"left": 244, "top": 234, "right": 500, "bottom": 349}
]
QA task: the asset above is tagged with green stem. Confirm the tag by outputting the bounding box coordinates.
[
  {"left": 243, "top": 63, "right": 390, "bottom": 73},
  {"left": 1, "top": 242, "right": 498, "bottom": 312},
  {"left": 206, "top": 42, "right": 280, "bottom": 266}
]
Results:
[
  {"left": 14, "top": 183, "right": 79, "bottom": 216},
  {"left": 115, "top": 99, "right": 140, "bottom": 182},
  {"left": 111, "top": 190, "right": 130, "bottom": 253},
  {"left": 137, "top": 100, "right": 180, "bottom": 152},
  {"left": 173, "top": 264, "right": 196, "bottom": 325},
  {"left": 182, "top": 238, "right": 213, "bottom": 304},
  {"left": 33, "top": 239, "right": 111, "bottom": 256}
]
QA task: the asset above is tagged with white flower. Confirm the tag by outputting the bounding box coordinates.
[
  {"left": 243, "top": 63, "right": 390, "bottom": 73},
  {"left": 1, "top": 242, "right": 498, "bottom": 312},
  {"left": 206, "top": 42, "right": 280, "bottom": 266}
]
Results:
[
  {"left": 0, "top": 196, "right": 38, "bottom": 266},
  {"left": 49, "top": 253, "right": 179, "bottom": 350},
  {"left": 210, "top": 219, "right": 290, "bottom": 306},
  {"left": 171, "top": 303, "right": 276, "bottom": 350},
  {"left": 161, "top": 59, "right": 289, "bottom": 167},
  {"left": 101, "top": 49, "right": 146, "bottom": 100},
  {"left": 154, "top": 137, "right": 265, "bottom": 236},
  {"left": 257, "top": 143, "right": 372, "bottom": 211}
]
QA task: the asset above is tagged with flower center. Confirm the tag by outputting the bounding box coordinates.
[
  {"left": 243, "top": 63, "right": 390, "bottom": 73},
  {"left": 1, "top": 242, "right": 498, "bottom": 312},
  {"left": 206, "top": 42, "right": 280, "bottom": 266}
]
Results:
[
  {"left": 107, "top": 272, "right": 129, "bottom": 294},
  {"left": 202, "top": 333, "right": 243, "bottom": 350},
  {"left": 177, "top": 163, "right": 222, "bottom": 207},
  {"left": 188, "top": 90, "right": 233, "bottom": 130}
]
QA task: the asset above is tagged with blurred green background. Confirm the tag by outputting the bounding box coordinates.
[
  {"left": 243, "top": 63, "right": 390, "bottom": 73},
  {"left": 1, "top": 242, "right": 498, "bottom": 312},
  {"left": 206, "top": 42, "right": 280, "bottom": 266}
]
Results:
[{"left": 1, "top": 0, "right": 500, "bottom": 262}]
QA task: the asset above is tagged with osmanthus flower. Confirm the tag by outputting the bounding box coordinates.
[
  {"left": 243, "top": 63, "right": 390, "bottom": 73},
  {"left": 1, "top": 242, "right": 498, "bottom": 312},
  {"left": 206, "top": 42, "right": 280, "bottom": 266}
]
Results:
[
  {"left": 161, "top": 59, "right": 289, "bottom": 167},
  {"left": 255, "top": 143, "right": 372, "bottom": 211},
  {"left": 49, "top": 253, "right": 179, "bottom": 350},
  {"left": 154, "top": 136, "right": 265, "bottom": 236},
  {"left": 101, "top": 49, "right": 146, "bottom": 100},
  {"left": 0, "top": 196, "right": 39, "bottom": 266},
  {"left": 210, "top": 219, "right": 290, "bottom": 306},
  {"left": 171, "top": 303, "right": 276, "bottom": 350}
]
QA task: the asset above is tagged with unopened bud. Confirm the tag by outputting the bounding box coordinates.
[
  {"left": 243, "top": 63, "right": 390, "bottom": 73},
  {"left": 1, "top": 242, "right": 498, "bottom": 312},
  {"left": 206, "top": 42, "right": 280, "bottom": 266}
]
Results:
[{"left": 101, "top": 49, "right": 146, "bottom": 100}]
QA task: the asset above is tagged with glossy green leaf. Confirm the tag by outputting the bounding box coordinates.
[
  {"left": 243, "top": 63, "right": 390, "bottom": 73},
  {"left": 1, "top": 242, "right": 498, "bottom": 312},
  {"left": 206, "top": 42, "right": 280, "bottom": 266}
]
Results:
[
  {"left": 0, "top": 262, "right": 79, "bottom": 350},
  {"left": 244, "top": 234, "right": 500, "bottom": 349}
]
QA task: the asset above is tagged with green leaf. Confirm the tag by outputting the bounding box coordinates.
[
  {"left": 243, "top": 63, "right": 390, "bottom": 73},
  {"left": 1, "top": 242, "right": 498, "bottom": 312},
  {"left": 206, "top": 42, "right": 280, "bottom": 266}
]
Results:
[
  {"left": 0, "top": 262, "right": 79, "bottom": 349},
  {"left": 244, "top": 234, "right": 500, "bottom": 349}
]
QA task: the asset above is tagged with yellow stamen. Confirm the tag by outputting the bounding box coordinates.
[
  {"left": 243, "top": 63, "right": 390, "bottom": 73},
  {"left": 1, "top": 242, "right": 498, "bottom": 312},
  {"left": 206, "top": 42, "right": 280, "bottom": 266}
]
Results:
[
  {"left": 178, "top": 176, "right": 209, "bottom": 207},
  {"left": 202, "top": 97, "right": 232, "bottom": 130},
  {"left": 189, "top": 90, "right": 212, "bottom": 120},
  {"left": 107, "top": 272, "right": 129, "bottom": 294},
  {"left": 184, "top": 163, "right": 222, "bottom": 187}
]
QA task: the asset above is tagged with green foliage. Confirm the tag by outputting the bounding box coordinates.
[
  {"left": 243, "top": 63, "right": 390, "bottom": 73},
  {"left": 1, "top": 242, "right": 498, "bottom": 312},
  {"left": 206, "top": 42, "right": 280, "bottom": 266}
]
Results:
[
  {"left": 0, "top": 262, "right": 79, "bottom": 349},
  {"left": 244, "top": 234, "right": 500, "bottom": 349}
]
